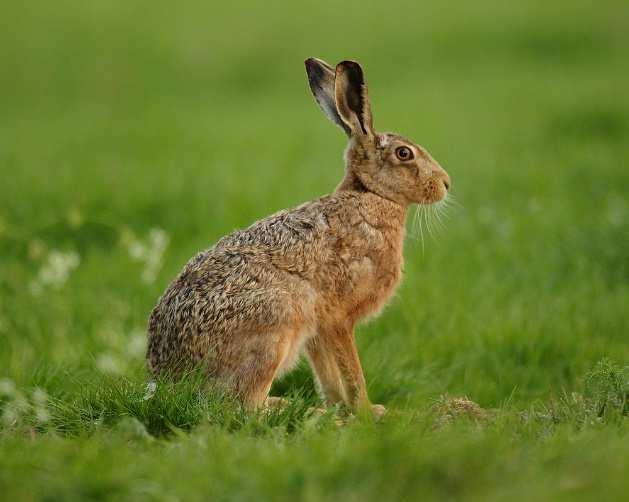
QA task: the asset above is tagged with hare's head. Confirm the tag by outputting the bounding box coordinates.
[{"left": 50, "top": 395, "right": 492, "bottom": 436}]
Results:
[{"left": 306, "top": 58, "right": 450, "bottom": 206}]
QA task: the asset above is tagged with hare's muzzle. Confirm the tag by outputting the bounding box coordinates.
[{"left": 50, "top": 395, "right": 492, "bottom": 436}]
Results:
[{"left": 431, "top": 164, "right": 451, "bottom": 202}]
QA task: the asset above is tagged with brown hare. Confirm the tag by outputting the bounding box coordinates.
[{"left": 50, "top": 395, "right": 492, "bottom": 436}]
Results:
[{"left": 147, "top": 58, "right": 451, "bottom": 417}]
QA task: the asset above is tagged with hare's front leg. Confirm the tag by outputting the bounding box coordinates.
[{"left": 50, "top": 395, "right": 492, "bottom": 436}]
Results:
[
  {"left": 305, "top": 335, "right": 347, "bottom": 405},
  {"left": 306, "top": 323, "right": 384, "bottom": 417}
]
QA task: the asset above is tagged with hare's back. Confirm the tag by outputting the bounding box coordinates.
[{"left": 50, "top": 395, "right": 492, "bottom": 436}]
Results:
[{"left": 147, "top": 244, "right": 313, "bottom": 375}]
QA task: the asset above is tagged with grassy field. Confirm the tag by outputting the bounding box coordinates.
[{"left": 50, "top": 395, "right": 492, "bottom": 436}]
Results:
[{"left": 1, "top": 0, "right": 628, "bottom": 500}]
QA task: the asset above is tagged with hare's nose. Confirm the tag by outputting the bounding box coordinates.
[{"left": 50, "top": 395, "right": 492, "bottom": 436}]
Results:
[{"left": 432, "top": 163, "right": 450, "bottom": 191}]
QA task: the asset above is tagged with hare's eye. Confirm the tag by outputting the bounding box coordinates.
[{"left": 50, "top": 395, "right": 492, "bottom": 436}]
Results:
[{"left": 395, "top": 146, "right": 413, "bottom": 161}]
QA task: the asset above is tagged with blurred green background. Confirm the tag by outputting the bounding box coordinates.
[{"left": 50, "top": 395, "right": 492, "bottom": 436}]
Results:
[{"left": 1, "top": 0, "right": 628, "bottom": 500}]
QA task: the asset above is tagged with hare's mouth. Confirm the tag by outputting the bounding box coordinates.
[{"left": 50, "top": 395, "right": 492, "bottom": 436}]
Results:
[{"left": 420, "top": 178, "right": 449, "bottom": 205}]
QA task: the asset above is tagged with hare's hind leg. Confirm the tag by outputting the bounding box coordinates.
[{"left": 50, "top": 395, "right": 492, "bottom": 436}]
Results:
[{"left": 228, "top": 324, "right": 302, "bottom": 410}]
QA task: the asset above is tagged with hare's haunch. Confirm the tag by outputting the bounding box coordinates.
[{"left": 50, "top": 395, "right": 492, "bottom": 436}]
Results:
[{"left": 147, "top": 59, "right": 451, "bottom": 416}]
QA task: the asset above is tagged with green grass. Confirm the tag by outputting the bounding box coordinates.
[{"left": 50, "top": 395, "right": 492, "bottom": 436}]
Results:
[{"left": 1, "top": 0, "right": 628, "bottom": 500}]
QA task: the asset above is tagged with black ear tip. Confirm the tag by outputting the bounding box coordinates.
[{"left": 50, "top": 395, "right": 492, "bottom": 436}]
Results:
[
  {"left": 337, "top": 60, "right": 363, "bottom": 72},
  {"left": 305, "top": 57, "right": 323, "bottom": 71},
  {"left": 305, "top": 58, "right": 325, "bottom": 80},
  {"left": 304, "top": 58, "right": 316, "bottom": 75}
]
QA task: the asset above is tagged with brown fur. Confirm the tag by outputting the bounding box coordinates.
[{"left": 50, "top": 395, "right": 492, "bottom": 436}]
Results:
[{"left": 147, "top": 59, "right": 450, "bottom": 415}]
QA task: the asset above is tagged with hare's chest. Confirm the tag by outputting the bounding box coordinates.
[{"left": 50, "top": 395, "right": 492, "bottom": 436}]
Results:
[{"left": 339, "top": 225, "right": 404, "bottom": 321}]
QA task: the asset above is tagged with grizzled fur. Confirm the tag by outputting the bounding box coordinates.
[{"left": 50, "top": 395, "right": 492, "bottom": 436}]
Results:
[{"left": 147, "top": 58, "right": 450, "bottom": 416}]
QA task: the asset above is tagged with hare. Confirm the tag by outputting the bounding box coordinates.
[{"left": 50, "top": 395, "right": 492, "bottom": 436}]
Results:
[{"left": 147, "top": 58, "right": 451, "bottom": 417}]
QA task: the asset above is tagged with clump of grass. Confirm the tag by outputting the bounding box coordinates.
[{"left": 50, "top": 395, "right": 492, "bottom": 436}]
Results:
[
  {"left": 4, "top": 359, "right": 625, "bottom": 440},
  {"left": 45, "top": 372, "right": 227, "bottom": 436},
  {"left": 534, "top": 359, "right": 628, "bottom": 430},
  {"left": 3, "top": 369, "right": 332, "bottom": 438},
  {"left": 584, "top": 358, "right": 628, "bottom": 418}
]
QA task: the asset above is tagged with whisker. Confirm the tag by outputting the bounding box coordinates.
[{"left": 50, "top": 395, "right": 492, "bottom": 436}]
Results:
[
  {"left": 410, "top": 195, "right": 457, "bottom": 250},
  {"left": 419, "top": 206, "right": 426, "bottom": 253},
  {"left": 423, "top": 204, "right": 435, "bottom": 239},
  {"left": 439, "top": 199, "right": 452, "bottom": 220},
  {"left": 435, "top": 206, "right": 450, "bottom": 225},
  {"left": 445, "top": 193, "right": 464, "bottom": 210},
  {"left": 437, "top": 201, "right": 452, "bottom": 221},
  {"left": 419, "top": 205, "right": 428, "bottom": 239},
  {"left": 432, "top": 204, "right": 446, "bottom": 231},
  {"left": 432, "top": 204, "right": 447, "bottom": 234},
  {"left": 412, "top": 205, "right": 425, "bottom": 253}
]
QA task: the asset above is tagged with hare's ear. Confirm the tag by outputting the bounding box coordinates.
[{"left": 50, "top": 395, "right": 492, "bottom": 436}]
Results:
[
  {"left": 334, "top": 60, "right": 374, "bottom": 138},
  {"left": 305, "top": 58, "right": 351, "bottom": 136}
]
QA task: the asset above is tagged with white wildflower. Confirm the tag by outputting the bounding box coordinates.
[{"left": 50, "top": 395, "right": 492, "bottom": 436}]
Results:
[
  {"left": 127, "top": 329, "right": 146, "bottom": 359},
  {"left": 0, "top": 378, "right": 16, "bottom": 397},
  {"left": 96, "top": 352, "right": 124, "bottom": 375},
  {"left": 149, "top": 228, "right": 169, "bottom": 250},
  {"left": 12, "top": 393, "right": 31, "bottom": 413},
  {"left": 129, "top": 241, "right": 146, "bottom": 260},
  {"left": 96, "top": 321, "right": 125, "bottom": 351},
  {"left": 142, "top": 228, "right": 169, "bottom": 283},
  {"left": 124, "top": 227, "right": 169, "bottom": 284},
  {"left": 0, "top": 383, "right": 52, "bottom": 427},
  {"left": 2, "top": 404, "right": 20, "bottom": 427},
  {"left": 30, "top": 388, "right": 50, "bottom": 425},
  {"left": 30, "top": 249, "right": 80, "bottom": 295},
  {"left": 116, "top": 416, "right": 152, "bottom": 440},
  {"left": 1, "top": 390, "right": 30, "bottom": 427},
  {"left": 31, "top": 387, "right": 48, "bottom": 406},
  {"left": 94, "top": 324, "right": 147, "bottom": 375},
  {"left": 35, "top": 407, "right": 50, "bottom": 424}
]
